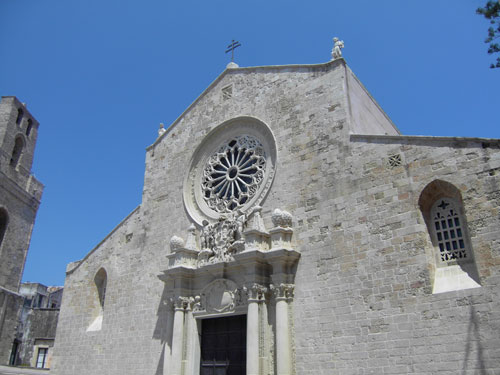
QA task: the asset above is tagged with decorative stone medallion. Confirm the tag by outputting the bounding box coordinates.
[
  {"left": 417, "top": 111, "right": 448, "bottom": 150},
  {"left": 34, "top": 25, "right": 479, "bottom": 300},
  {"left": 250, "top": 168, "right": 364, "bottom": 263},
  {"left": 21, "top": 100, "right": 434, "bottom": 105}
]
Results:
[
  {"left": 194, "top": 279, "right": 247, "bottom": 314},
  {"left": 184, "top": 117, "right": 277, "bottom": 225}
]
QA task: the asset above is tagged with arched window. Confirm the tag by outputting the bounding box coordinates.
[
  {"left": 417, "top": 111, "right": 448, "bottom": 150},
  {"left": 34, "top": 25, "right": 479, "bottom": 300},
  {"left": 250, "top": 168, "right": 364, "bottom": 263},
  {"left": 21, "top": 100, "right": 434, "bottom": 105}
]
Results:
[
  {"left": 16, "top": 108, "right": 23, "bottom": 125},
  {"left": 87, "top": 268, "right": 108, "bottom": 332},
  {"left": 0, "top": 208, "right": 8, "bottom": 249},
  {"left": 430, "top": 198, "right": 468, "bottom": 264},
  {"left": 26, "top": 119, "right": 33, "bottom": 137},
  {"left": 94, "top": 268, "right": 107, "bottom": 310},
  {"left": 419, "top": 180, "right": 480, "bottom": 293},
  {"left": 10, "top": 136, "right": 24, "bottom": 167}
]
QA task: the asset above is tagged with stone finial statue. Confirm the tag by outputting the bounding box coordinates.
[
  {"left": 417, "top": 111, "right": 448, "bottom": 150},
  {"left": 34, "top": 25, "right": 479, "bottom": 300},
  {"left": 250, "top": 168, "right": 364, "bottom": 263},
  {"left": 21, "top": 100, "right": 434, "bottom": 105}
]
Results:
[
  {"left": 331, "top": 37, "right": 344, "bottom": 60},
  {"left": 158, "top": 123, "right": 166, "bottom": 137},
  {"left": 271, "top": 209, "right": 293, "bottom": 228},
  {"left": 169, "top": 235, "right": 185, "bottom": 252}
]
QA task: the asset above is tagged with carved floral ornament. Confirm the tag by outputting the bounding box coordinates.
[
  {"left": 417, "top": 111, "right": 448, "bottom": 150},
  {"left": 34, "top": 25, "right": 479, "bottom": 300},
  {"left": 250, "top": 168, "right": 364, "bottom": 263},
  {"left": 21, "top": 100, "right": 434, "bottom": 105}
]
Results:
[
  {"left": 183, "top": 117, "right": 277, "bottom": 225},
  {"left": 201, "top": 135, "right": 266, "bottom": 213}
]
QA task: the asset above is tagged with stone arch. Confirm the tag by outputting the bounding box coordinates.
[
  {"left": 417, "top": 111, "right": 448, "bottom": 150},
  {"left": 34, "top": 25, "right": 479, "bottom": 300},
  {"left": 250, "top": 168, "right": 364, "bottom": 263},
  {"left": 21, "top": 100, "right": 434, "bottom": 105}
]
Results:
[
  {"left": 10, "top": 135, "right": 25, "bottom": 167},
  {"left": 94, "top": 268, "right": 108, "bottom": 310},
  {"left": 418, "top": 179, "right": 480, "bottom": 293},
  {"left": 87, "top": 267, "right": 108, "bottom": 332},
  {"left": 15, "top": 108, "right": 23, "bottom": 125},
  {"left": 26, "top": 119, "right": 33, "bottom": 137},
  {"left": 418, "top": 179, "right": 463, "bottom": 221}
]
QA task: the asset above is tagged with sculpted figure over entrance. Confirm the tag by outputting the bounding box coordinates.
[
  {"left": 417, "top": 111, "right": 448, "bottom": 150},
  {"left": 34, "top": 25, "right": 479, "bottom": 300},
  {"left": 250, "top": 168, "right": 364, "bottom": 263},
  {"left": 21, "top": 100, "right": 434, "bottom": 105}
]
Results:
[{"left": 197, "top": 207, "right": 258, "bottom": 266}]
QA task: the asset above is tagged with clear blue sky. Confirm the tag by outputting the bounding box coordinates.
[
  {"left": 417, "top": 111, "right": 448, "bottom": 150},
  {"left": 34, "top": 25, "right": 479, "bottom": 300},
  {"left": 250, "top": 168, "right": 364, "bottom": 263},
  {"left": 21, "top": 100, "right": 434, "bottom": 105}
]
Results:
[{"left": 1, "top": 0, "right": 498, "bottom": 286}]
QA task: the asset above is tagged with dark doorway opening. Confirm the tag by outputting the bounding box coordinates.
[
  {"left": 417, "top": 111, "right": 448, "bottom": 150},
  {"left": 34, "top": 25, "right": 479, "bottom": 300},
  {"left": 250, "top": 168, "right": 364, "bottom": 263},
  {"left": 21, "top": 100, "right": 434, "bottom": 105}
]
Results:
[
  {"left": 9, "top": 341, "right": 19, "bottom": 365},
  {"left": 200, "top": 315, "right": 246, "bottom": 375}
]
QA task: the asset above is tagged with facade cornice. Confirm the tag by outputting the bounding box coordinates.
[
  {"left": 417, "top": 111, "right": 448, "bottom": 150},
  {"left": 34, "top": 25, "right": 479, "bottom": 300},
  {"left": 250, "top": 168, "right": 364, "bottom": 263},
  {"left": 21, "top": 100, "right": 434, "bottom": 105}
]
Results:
[{"left": 350, "top": 133, "right": 500, "bottom": 147}]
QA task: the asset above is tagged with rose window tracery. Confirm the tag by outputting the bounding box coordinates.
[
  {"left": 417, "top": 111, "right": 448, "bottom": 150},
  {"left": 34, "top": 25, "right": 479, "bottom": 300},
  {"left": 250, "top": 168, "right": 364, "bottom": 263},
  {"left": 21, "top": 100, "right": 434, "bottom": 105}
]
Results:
[{"left": 201, "top": 135, "right": 266, "bottom": 213}]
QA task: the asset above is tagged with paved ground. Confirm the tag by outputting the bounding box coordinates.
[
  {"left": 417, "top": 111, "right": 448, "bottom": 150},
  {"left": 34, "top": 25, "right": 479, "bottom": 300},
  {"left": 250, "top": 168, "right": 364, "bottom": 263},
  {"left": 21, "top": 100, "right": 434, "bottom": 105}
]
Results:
[{"left": 0, "top": 366, "right": 48, "bottom": 375}]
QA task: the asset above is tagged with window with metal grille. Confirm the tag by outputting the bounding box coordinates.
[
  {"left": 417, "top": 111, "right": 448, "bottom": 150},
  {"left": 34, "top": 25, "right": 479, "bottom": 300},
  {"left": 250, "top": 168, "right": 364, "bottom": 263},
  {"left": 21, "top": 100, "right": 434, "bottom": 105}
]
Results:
[{"left": 431, "top": 198, "right": 468, "bottom": 263}]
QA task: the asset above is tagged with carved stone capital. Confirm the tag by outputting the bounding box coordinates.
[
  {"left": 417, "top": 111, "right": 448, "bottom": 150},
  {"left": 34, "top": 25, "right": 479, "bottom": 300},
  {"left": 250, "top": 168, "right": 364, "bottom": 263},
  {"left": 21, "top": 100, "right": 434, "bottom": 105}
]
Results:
[
  {"left": 271, "top": 283, "right": 294, "bottom": 301},
  {"left": 248, "top": 283, "right": 267, "bottom": 302},
  {"left": 174, "top": 296, "right": 194, "bottom": 311}
]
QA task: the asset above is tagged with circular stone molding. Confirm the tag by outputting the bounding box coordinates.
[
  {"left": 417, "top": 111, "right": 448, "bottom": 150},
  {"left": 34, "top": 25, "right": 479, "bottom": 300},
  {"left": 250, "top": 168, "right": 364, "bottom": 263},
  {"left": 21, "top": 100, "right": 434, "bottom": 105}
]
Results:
[{"left": 183, "top": 117, "right": 277, "bottom": 225}]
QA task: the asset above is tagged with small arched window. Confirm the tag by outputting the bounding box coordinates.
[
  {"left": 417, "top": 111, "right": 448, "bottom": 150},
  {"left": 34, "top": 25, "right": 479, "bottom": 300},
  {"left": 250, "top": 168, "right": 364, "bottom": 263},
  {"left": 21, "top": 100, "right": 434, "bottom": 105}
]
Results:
[
  {"left": 26, "top": 119, "right": 33, "bottom": 137},
  {"left": 87, "top": 268, "right": 108, "bottom": 332},
  {"left": 10, "top": 136, "right": 24, "bottom": 167},
  {"left": 431, "top": 198, "right": 468, "bottom": 264},
  {"left": 16, "top": 108, "right": 23, "bottom": 125},
  {"left": 419, "top": 180, "right": 480, "bottom": 293},
  {"left": 0, "top": 208, "right": 8, "bottom": 249},
  {"left": 94, "top": 268, "right": 107, "bottom": 310}
]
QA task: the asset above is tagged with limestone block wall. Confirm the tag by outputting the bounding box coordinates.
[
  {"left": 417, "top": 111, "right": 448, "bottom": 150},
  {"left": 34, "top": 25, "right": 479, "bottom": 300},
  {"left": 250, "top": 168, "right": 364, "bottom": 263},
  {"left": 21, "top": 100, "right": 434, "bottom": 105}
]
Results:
[
  {"left": 0, "top": 179, "right": 39, "bottom": 292},
  {"left": 51, "top": 206, "right": 164, "bottom": 374},
  {"left": 0, "top": 289, "right": 23, "bottom": 365},
  {"left": 291, "top": 135, "right": 500, "bottom": 374},
  {"left": 16, "top": 308, "right": 59, "bottom": 367}
]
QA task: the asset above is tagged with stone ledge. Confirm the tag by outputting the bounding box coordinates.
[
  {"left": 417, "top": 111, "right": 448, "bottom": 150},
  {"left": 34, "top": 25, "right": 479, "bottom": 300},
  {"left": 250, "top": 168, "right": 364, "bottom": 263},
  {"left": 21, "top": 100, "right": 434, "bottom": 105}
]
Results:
[{"left": 350, "top": 133, "right": 500, "bottom": 146}]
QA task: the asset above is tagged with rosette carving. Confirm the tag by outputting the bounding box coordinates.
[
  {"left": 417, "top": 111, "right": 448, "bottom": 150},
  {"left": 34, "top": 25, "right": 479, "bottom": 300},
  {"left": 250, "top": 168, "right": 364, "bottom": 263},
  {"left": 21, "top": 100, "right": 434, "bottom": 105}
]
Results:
[{"left": 201, "top": 135, "right": 267, "bottom": 213}]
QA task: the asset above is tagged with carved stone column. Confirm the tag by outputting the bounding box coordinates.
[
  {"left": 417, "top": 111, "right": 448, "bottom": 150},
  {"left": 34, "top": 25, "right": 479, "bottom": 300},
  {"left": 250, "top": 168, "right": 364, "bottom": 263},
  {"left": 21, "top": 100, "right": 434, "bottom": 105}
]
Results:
[
  {"left": 273, "top": 284, "right": 294, "bottom": 375},
  {"left": 170, "top": 296, "right": 191, "bottom": 375},
  {"left": 247, "top": 284, "right": 266, "bottom": 375}
]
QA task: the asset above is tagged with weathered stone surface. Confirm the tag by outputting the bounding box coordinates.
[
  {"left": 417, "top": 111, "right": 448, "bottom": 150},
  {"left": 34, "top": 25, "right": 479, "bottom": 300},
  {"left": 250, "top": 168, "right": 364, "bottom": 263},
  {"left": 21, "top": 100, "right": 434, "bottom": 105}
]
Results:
[
  {"left": 52, "top": 60, "right": 500, "bottom": 374},
  {"left": 0, "top": 96, "right": 43, "bottom": 365}
]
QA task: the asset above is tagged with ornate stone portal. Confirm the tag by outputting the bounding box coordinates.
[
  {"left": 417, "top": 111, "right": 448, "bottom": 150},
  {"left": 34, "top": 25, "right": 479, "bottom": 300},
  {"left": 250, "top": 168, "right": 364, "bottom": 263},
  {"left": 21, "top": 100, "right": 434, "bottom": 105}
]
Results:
[{"left": 161, "top": 207, "right": 300, "bottom": 375}]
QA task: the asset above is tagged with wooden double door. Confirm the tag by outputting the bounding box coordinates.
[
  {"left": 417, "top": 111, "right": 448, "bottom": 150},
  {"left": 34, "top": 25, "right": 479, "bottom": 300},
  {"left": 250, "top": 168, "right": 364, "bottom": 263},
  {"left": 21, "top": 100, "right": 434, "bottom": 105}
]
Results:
[{"left": 200, "top": 315, "right": 246, "bottom": 375}]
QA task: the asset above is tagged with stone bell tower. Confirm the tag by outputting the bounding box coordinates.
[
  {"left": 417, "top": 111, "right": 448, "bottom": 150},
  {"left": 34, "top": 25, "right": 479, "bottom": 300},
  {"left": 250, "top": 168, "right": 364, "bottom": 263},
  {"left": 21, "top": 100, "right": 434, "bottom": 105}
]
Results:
[{"left": 0, "top": 96, "right": 43, "bottom": 364}]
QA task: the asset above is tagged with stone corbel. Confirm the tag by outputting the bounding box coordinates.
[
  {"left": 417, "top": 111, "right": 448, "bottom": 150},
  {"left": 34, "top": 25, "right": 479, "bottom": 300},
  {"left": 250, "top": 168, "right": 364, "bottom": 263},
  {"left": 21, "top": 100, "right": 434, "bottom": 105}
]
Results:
[{"left": 167, "top": 224, "right": 199, "bottom": 269}]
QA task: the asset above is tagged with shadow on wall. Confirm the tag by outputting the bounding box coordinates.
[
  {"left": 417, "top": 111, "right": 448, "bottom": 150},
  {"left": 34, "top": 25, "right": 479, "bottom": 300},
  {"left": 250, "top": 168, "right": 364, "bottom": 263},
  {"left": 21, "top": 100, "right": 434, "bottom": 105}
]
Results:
[
  {"left": 462, "top": 304, "right": 486, "bottom": 375},
  {"left": 153, "top": 284, "right": 173, "bottom": 375}
]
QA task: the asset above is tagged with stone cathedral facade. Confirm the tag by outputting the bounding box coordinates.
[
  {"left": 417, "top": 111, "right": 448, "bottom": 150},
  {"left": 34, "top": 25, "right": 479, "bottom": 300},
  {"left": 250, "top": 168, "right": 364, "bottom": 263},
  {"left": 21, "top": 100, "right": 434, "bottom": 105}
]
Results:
[{"left": 52, "top": 56, "right": 500, "bottom": 374}]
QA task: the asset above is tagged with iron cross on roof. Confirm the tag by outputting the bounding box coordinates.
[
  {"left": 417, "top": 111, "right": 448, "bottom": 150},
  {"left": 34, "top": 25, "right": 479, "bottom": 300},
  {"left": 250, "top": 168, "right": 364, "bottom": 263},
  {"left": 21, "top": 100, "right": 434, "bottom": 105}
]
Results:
[{"left": 225, "top": 40, "right": 241, "bottom": 62}]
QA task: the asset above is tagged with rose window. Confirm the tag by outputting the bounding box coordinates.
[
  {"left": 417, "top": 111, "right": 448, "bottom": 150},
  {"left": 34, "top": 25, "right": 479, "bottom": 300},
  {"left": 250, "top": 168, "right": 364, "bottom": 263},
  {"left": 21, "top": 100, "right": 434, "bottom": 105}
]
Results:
[{"left": 201, "top": 135, "right": 266, "bottom": 213}]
